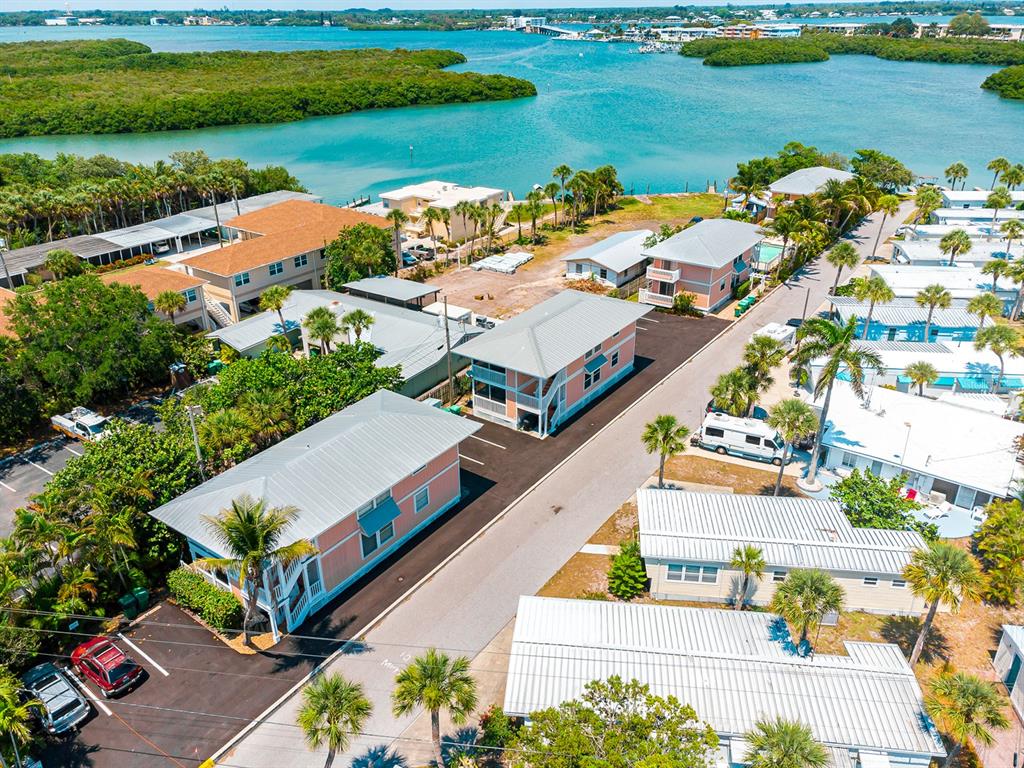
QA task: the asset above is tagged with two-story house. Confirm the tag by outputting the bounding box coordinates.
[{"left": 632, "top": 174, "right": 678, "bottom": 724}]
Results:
[{"left": 101, "top": 265, "right": 211, "bottom": 330}]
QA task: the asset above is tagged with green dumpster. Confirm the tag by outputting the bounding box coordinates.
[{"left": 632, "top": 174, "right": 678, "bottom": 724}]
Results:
[
  {"left": 119, "top": 593, "right": 139, "bottom": 619},
  {"left": 446, "top": 405, "right": 463, "bottom": 415},
  {"left": 734, "top": 307, "right": 743, "bottom": 318},
  {"left": 131, "top": 587, "right": 150, "bottom": 612}
]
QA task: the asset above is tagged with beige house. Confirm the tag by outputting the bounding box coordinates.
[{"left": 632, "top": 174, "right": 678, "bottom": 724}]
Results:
[
  {"left": 101, "top": 266, "right": 211, "bottom": 329},
  {"left": 180, "top": 200, "right": 387, "bottom": 324},
  {"left": 376, "top": 180, "right": 506, "bottom": 242},
  {"left": 639, "top": 489, "right": 933, "bottom": 616}
]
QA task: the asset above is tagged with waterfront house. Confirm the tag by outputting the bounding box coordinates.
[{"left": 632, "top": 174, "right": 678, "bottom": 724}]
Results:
[
  {"left": 913, "top": 21, "right": 1024, "bottom": 40},
  {"left": 904, "top": 223, "right": 1000, "bottom": 241},
  {"left": 994, "top": 626, "right": 1024, "bottom": 722},
  {"left": 932, "top": 208, "right": 1024, "bottom": 226},
  {"left": 458, "top": 290, "right": 649, "bottom": 436},
  {"left": 639, "top": 489, "right": 929, "bottom": 615},
  {"left": 768, "top": 166, "right": 855, "bottom": 212},
  {"left": 829, "top": 296, "right": 980, "bottom": 342},
  {"left": 561, "top": 229, "right": 653, "bottom": 288},
  {"left": 816, "top": 383, "right": 1024, "bottom": 511},
  {"left": 868, "top": 265, "right": 1017, "bottom": 310},
  {"left": 101, "top": 266, "right": 211, "bottom": 330},
  {"left": 181, "top": 200, "right": 388, "bottom": 324},
  {"left": 369, "top": 181, "right": 507, "bottom": 242},
  {"left": 639, "top": 219, "right": 760, "bottom": 313},
  {"left": 207, "top": 289, "right": 481, "bottom": 397},
  {"left": 891, "top": 239, "right": 1012, "bottom": 266},
  {"left": 342, "top": 275, "right": 441, "bottom": 310},
  {"left": 504, "top": 596, "right": 946, "bottom": 768},
  {"left": 940, "top": 188, "right": 1024, "bottom": 209},
  {"left": 150, "top": 390, "right": 481, "bottom": 638}
]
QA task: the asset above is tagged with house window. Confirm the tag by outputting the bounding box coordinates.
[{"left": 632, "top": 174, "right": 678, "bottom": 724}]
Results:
[
  {"left": 892, "top": 579, "right": 907, "bottom": 589},
  {"left": 683, "top": 565, "right": 702, "bottom": 582},
  {"left": 584, "top": 344, "right": 602, "bottom": 360},
  {"left": 701, "top": 566, "right": 719, "bottom": 584},
  {"left": 269, "top": 261, "right": 284, "bottom": 276},
  {"left": 294, "top": 254, "right": 308, "bottom": 269},
  {"left": 611, "top": 351, "right": 619, "bottom": 367},
  {"left": 599, "top": 268, "right": 608, "bottom": 280},
  {"left": 720, "top": 280, "right": 726, "bottom": 291},
  {"left": 863, "top": 577, "right": 878, "bottom": 587},
  {"left": 360, "top": 521, "right": 395, "bottom": 558},
  {"left": 667, "top": 564, "right": 683, "bottom": 582},
  {"left": 673, "top": 564, "right": 718, "bottom": 584},
  {"left": 575, "top": 263, "right": 583, "bottom": 274},
  {"left": 584, "top": 368, "right": 602, "bottom": 389},
  {"left": 234, "top": 272, "right": 250, "bottom": 287},
  {"left": 841, "top": 451, "right": 857, "bottom": 468},
  {"left": 773, "top": 570, "right": 786, "bottom": 583},
  {"left": 184, "top": 288, "right": 197, "bottom": 303},
  {"left": 414, "top": 487, "right": 429, "bottom": 513}
]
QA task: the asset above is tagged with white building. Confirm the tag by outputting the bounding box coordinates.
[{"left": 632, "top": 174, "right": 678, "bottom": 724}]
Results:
[
  {"left": 868, "top": 264, "right": 1017, "bottom": 308},
  {"left": 504, "top": 596, "right": 946, "bottom": 768},
  {"left": 369, "top": 181, "right": 507, "bottom": 242},
  {"left": 562, "top": 229, "right": 653, "bottom": 288},
  {"left": 505, "top": 15, "right": 546, "bottom": 29},
  {"left": 932, "top": 207, "right": 1024, "bottom": 226},
  {"left": 891, "top": 238, "right": 1013, "bottom": 266},
  {"left": 769, "top": 166, "right": 855, "bottom": 199},
  {"left": 940, "top": 188, "right": 1024, "bottom": 209},
  {"left": 994, "top": 626, "right": 1024, "bottom": 722},
  {"left": 817, "top": 383, "right": 1024, "bottom": 511}
]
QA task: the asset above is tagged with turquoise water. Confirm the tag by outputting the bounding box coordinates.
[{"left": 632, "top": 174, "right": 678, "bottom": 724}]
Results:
[{"left": 0, "top": 24, "right": 1022, "bottom": 202}]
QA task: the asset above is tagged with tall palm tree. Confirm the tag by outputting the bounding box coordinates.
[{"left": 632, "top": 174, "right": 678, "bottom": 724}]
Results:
[
  {"left": 770, "top": 569, "right": 844, "bottom": 646},
  {"left": 987, "top": 157, "right": 1011, "bottom": 189},
  {"left": 154, "top": 289, "right": 187, "bottom": 324},
  {"left": 298, "top": 673, "right": 372, "bottom": 768},
  {"left": 851, "top": 274, "right": 895, "bottom": 339},
  {"left": 729, "top": 166, "right": 767, "bottom": 212},
  {"left": 743, "top": 336, "right": 786, "bottom": 415},
  {"left": 543, "top": 181, "right": 561, "bottom": 227},
  {"left": 826, "top": 242, "right": 859, "bottom": 295},
  {"left": 509, "top": 202, "right": 526, "bottom": 242},
  {"left": 817, "top": 178, "right": 855, "bottom": 232},
  {"left": 745, "top": 717, "right": 828, "bottom": 768},
  {"left": 905, "top": 361, "right": 939, "bottom": 396},
  {"left": 938, "top": 228, "right": 972, "bottom": 266},
  {"left": 392, "top": 648, "right": 478, "bottom": 768},
  {"left": 926, "top": 671, "right": 1009, "bottom": 768},
  {"left": 527, "top": 195, "right": 545, "bottom": 242},
  {"left": 761, "top": 207, "right": 802, "bottom": 267},
  {"left": 303, "top": 306, "right": 339, "bottom": 354},
  {"left": 944, "top": 162, "right": 969, "bottom": 191},
  {"left": 641, "top": 414, "right": 690, "bottom": 489},
  {"left": 1004, "top": 164, "right": 1024, "bottom": 191},
  {"left": 341, "top": 308, "right": 375, "bottom": 341},
  {"left": 766, "top": 399, "right": 818, "bottom": 496},
  {"left": 553, "top": 164, "right": 573, "bottom": 225},
  {"left": 199, "top": 407, "right": 253, "bottom": 467},
  {"left": 452, "top": 200, "right": 472, "bottom": 267},
  {"left": 793, "top": 316, "right": 884, "bottom": 486},
  {"left": 987, "top": 186, "right": 1013, "bottom": 238},
  {"left": 0, "top": 672, "right": 39, "bottom": 768},
  {"left": 1001, "top": 218, "right": 1024, "bottom": 259},
  {"left": 423, "top": 206, "right": 443, "bottom": 256},
  {"left": 914, "top": 186, "right": 943, "bottom": 224},
  {"left": 385, "top": 208, "right": 409, "bottom": 275},
  {"left": 199, "top": 493, "right": 317, "bottom": 645},
  {"left": 241, "top": 389, "right": 293, "bottom": 447},
  {"left": 903, "top": 542, "right": 983, "bottom": 665},
  {"left": 711, "top": 367, "right": 759, "bottom": 418},
  {"left": 915, "top": 284, "right": 952, "bottom": 341},
  {"left": 260, "top": 284, "right": 293, "bottom": 336},
  {"left": 730, "top": 544, "right": 766, "bottom": 610},
  {"left": 870, "top": 193, "right": 901, "bottom": 258},
  {"left": 836, "top": 176, "right": 879, "bottom": 232},
  {"left": 974, "top": 323, "right": 1020, "bottom": 390},
  {"left": 967, "top": 291, "right": 1003, "bottom": 330}
]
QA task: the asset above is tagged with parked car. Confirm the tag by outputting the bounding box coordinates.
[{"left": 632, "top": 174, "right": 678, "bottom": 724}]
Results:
[
  {"left": 71, "top": 639, "right": 144, "bottom": 698},
  {"left": 407, "top": 245, "right": 436, "bottom": 261},
  {"left": 401, "top": 251, "right": 419, "bottom": 268},
  {"left": 474, "top": 315, "right": 496, "bottom": 330},
  {"left": 21, "top": 663, "right": 91, "bottom": 735},
  {"left": 705, "top": 398, "right": 768, "bottom": 422}
]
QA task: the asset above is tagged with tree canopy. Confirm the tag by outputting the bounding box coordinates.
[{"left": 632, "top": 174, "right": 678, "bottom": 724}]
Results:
[
  {"left": 324, "top": 222, "right": 396, "bottom": 288},
  {"left": 829, "top": 469, "right": 937, "bottom": 540}
]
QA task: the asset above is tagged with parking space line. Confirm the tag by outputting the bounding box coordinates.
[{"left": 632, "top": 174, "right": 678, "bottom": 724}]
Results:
[
  {"left": 0, "top": 480, "right": 15, "bottom": 492},
  {"left": 460, "top": 454, "right": 485, "bottom": 466},
  {"left": 469, "top": 434, "right": 506, "bottom": 450},
  {"left": 118, "top": 632, "right": 170, "bottom": 677},
  {"left": 68, "top": 674, "right": 112, "bottom": 716},
  {"left": 65, "top": 445, "right": 83, "bottom": 456},
  {"left": 641, "top": 316, "right": 660, "bottom": 322},
  {"left": 27, "top": 460, "right": 53, "bottom": 476}
]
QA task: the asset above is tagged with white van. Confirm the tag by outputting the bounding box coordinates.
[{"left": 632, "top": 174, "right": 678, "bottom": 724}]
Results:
[{"left": 697, "top": 412, "right": 787, "bottom": 465}]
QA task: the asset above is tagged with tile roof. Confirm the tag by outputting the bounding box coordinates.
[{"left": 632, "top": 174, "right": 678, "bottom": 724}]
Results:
[
  {"left": 643, "top": 219, "right": 762, "bottom": 269},
  {"left": 100, "top": 266, "right": 206, "bottom": 300},
  {"left": 224, "top": 200, "right": 383, "bottom": 236}
]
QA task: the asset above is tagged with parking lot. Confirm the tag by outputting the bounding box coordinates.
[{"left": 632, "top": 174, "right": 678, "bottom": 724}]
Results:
[
  {"left": 42, "top": 311, "right": 730, "bottom": 768},
  {"left": 0, "top": 438, "right": 81, "bottom": 534}
]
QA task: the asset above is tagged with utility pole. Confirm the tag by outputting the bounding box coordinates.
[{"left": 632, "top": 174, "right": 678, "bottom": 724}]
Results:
[
  {"left": 185, "top": 405, "right": 206, "bottom": 482},
  {"left": 443, "top": 297, "right": 454, "bottom": 405}
]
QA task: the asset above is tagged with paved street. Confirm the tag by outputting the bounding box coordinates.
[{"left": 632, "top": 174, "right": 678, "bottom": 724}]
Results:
[
  {"left": 0, "top": 438, "right": 79, "bottom": 535},
  {"left": 219, "top": 205, "right": 913, "bottom": 768}
]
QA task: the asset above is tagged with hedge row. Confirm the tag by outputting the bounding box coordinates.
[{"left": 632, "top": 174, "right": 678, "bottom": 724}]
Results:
[{"left": 167, "top": 567, "right": 243, "bottom": 631}]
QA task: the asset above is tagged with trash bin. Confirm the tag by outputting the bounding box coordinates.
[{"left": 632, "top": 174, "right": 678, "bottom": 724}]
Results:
[
  {"left": 119, "top": 593, "right": 139, "bottom": 619},
  {"left": 131, "top": 587, "right": 150, "bottom": 612}
]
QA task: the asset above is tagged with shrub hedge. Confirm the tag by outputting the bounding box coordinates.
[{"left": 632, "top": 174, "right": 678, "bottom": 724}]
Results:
[{"left": 167, "top": 567, "right": 243, "bottom": 631}]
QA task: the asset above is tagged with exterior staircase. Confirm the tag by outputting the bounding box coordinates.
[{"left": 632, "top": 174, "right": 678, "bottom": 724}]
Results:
[{"left": 204, "top": 298, "right": 234, "bottom": 328}]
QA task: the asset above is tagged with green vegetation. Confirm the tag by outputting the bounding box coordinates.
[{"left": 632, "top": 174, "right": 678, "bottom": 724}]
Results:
[
  {"left": 770, "top": 569, "right": 845, "bottom": 646},
  {"left": 974, "top": 499, "right": 1024, "bottom": 606},
  {"left": 926, "top": 671, "right": 1010, "bottom": 768},
  {"left": 684, "top": 38, "right": 830, "bottom": 66},
  {"left": 829, "top": 469, "right": 937, "bottom": 540},
  {"left": 298, "top": 674, "right": 373, "bottom": 768},
  {"left": 324, "top": 222, "right": 397, "bottom": 287},
  {"left": 983, "top": 64, "right": 1024, "bottom": 99},
  {"left": 0, "top": 39, "right": 537, "bottom": 138},
  {"left": 167, "top": 566, "right": 244, "bottom": 630},
  {"left": 607, "top": 540, "right": 648, "bottom": 600}
]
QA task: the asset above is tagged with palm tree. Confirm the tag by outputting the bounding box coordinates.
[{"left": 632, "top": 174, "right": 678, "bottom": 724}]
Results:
[
  {"left": 341, "top": 308, "right": 375, "bottom": 341},
  {"left": 914, "top": 186, "right": 943, "bottom": 224},
  {"left": 745, "top": 717, "right": 828, "bottom": 768},
  {"left": 385, "top": 208, "right": 409, "bottom": 274},
  {"left": 392, "top": 648, "right": 478, "bottom": 768},
  {"left": 303, "top": 306, "right": 339, "bottom": 354},
  {"left": 730, "top": 544, "right": 766, "bottom": 610},
  {"left": 711, "top": 367, "right": 759, "bottom": 418},
  {"left": 526, "top": 195, "right": 545, "bottom": 242},
  {"left": 905, "top": 361, "right": 939, "bottom": 396},
  {"left": 967, "top": 291, "right": 1003, "bottom": 330},
  {"left": 43, "top": 247, "right": 86, "bottom": 279},
  {"left": 870, "top": 194, "right": 901, "bottom": 259},
  {"left": 818, "top": 177, "right": 855, "bottom": 232},
  {"left": 298, "top": 673, "right": 372, "bottom": 768},
  {"left": 0, "top": 672, "right": 39, "bottom": 768},
  {"left": 938, "top": 228, "right": 972, "bottom": 266},
  {"left": 851, "top": 274, "right": 895, "bottom": 339},
  {"left": 509, "top": 203, "right": 526, "bottom": 242},
  {"left": 260, "top": 284, "right": 293, "bottom": 336},
  {"left": 826, "top": 242, "right": 859, "bottom": 295},
  {"left": 926, "top": 671, "right": 1009, "bottom": 768},
  {"left": 766, "top": 399, "right": 818, "bottom": 496},
  {"left": 543, "top": 181, "right": 561, "bottom": 227},
  {"left": 944, "top": 162, "right": 969, "bottom": 190},
  {"left": 199, "top": 407, "right": 252, "bottom": 466},
  {"left": 915, "top": 284, "right": 952, "bottom": 341},
  {"left": 974, "top": 323, "right": 1020, "bottom": 390},
  {"left": 641, "top": 414, "right": 690, "bottom": 489},
  {"left": 1004, "top": 164, "right": 1024, "bottom": 191},
  {"left": 199, "top": 493, "right": 317, "bottom": 645},
  {"left": 241, "top": 389, "right": 293, "bottom": 447},
  {"left": 553, "top": 164, "right": 573, "bottom": 224},
  {"left": 154, "top": 289, "right": 187, "bottom": 323},
  {"left": 836, "top": 177, "right": 879, "bottom": 232},
  {"left": 729, "top": 165, "right": 767, "bottom": 211},
  {"left": 770, "top": 569, "right": 844, "bottom": 646},
  {"left": 903, "top": 541, "right": 983, "bottom": 665},
  {"left": 743, "top": 335, "right": 786, "bottom": 415},
  {"left": 452, "top": 200, "right": 472, "bottom": 267},
  {"left": 423, "top": 206, "right": 443, "bottom": 256},
  {"left": 793, "top": 316, "right": 884, "bottom": 487},
  {"left": 1001, "top": 218, "right": 1024, "bottom": 258},
  {"left": 987, "top": 186, "right": 1013, "bottom": 238},
  {"left": 987, "top": 157, "right": 1011, "bottom": 189},
  {"left": 761, "top": 207, "right": 802, "bottom": 267}
]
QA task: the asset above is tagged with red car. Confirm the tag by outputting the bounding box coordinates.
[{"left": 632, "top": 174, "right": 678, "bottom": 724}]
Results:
[{"left": 71, "top": 638, "right": 144, "bottom": 698}]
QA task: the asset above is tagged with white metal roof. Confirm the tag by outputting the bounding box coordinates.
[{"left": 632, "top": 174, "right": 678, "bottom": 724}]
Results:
[
  {"left": 561, "top": 229, "right": 653, "bottom": 272},
  {"left": 834, "top": 339, "right": 1024, "bottom": 381},
  {"left": 831, "top": 298, "right": 978, "bottom": 329},
  {"left": 638, "top": 489, "right": 925, "bottom": 575},
  {"left": 891, "top": 239, "right": 1011, "bottom": 264},
  {"left": 343, "top": 276, "right": 440, "bottom": 303},
  {"left": 643, "top": 219, "right": 762, "bottom": 269},
  {"left": 149, "top": 390, "right": 481, "bottom": 552},
  {"left": 940, "top": 189, "right": 1024, "bottom": 205},
  {"left": 868, "top": 265, "right": 1017, "bottom": 300},
  {"left": 769, "top": 166, "right": 855, "bottom": 196},
  {"left": 504, "top": 597, "right": 944, "bottom": 758},
  {"left": 378, "top": 180, "right": 504, "bottom": 208},
  {"left": 934, "top": 208, "right": 1024, "bottom": 223},
  {"left": 456, "top": 290, "right": 649, "bottom": 378}
]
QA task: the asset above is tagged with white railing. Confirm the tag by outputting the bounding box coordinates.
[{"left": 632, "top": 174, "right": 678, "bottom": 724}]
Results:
[
  {"left": 471, "top": 366, "right": 507, "bottom": 387},
  {"left": 290, "top": 590, "right": 311, "bottom": 622},
  {"left": 516, "top": 391, "right": 541, "bottom": 411},
  {"left": 282, "top": 558, "right": 304, "bottom": 587},
  {"left": 646, "top": 265, "right": 680, "bottom": 283},
  {"left": 639, "top": 289, "right": 674, "bottom": 308},
  {"left": 472, "top": 396, "right": 506, "bottom": 416}
]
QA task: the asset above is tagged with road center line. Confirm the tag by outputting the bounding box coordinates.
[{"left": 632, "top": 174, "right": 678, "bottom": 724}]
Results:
[
  {"left": 468, "top": 434, "right": 506, "bottom": 450},
  {"left": 0, "top": 480, "right": 16, "bottom": 492},
  {"left": 459, "top": 454, "right": 485, "bottom": 466},
  {"left": 27, "top": 460, "right": 53, "bottom": 476},
  {"left": 68, "top": 674, "right": 112, "bottom": 716},
  {"left": 118, "top": 633, "right": 170, "bottom": 677},
  {"left": 65, "top": 445, "right": 83, "bottom": 456}
]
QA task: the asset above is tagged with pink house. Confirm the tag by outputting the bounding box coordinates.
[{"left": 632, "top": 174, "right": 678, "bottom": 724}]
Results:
[
  {"left": 458, "top": 290, "right": 650, "bottom": 436},
  {"left": 639, "top": 219, "right": 762, "bottom": 313},
  {"left": 150, "top": 390, "right": 481, "bottom": 638}
]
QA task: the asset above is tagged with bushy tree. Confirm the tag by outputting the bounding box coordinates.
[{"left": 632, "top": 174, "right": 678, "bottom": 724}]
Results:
[
  {"left": 0, "top": 339, "right": 42, "bottom": 442},
  {"left": 829, "top": 469, "right": 936, "bottom": 540},
  {"left": 948, "top": 12, "right": 992, "bottom": 37},
  {"left": 974, "top": 499, "right": 1024, "bottom": 606},
  {"left": 323, "top": 222, "right": 395, "bottom": 288},
  {"left": 608, "top": 540, "right": 648, "bottom": 600},
  {"left": 849, "top": 149, "right": 913, "bottom": 192}
]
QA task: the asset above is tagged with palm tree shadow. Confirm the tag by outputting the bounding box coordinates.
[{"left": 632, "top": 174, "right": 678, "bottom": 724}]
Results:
[
  {"left": 351, "top": 744, "right": 408, "bottom": 768},
  {"left": 756, "top": 482, "right": 802, "bottom": 497},
  {"left": 881, "top": 615, "right": 950, "bottom": 663},
  {"left": 441, "top": 726, "right": 482, "bottom": 764}
]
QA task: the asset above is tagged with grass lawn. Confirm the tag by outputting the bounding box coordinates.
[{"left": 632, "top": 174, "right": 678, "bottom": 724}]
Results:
[
  {"left": 614, "top": 193, "right": 725, "bottom": 223},
  {"left": 538, "top": 552, "right": 612, "bottom": 599}
]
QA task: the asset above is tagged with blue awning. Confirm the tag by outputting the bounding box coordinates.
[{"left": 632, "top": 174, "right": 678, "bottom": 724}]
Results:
[
  {"left": 896, "top": 375, "right": 912, "bottom": 384},
  {"left": 935, "top": 376, "right": 956, "bottom": 387},
  {"left": 837, "top": 370, "right": 852, "bottom": 382},
  {"left": 584, "top": 354, "right": 608, "bottom": 373},
  {"left": 956, "top": 376, "right": 989, "bottom": 391},
  {"left": 357, "top": 498, "right": 401, "bottom": 537},
  {"left": 1001, "top": 376, "right": 1024, "bottom": 388}
]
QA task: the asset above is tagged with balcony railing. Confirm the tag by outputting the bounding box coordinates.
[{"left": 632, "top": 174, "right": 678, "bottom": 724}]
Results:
[
  {"left": 639, "top": 289, "right": 674, "bottom": 308},
  {"left": 515, "top": 391, "right": 541, "bottom": 411},
  {"left": 646, "top": 266, "right": 680, "bottom": 283},
  {"left": 470, "top": 366, "right": 508, "bottom": 388}
]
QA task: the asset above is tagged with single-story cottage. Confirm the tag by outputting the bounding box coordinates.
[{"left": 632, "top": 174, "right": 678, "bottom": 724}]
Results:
[
  {"left": 561, "top": 229, "right": 653, "bottom": 288},
  {"left": 993, "top": 625, "right": 1024, "bottom": 723}
]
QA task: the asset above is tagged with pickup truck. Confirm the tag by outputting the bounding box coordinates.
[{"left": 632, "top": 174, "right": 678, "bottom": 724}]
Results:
[{"left": 51, "top": 407, "right": 110, "bottom": 441}]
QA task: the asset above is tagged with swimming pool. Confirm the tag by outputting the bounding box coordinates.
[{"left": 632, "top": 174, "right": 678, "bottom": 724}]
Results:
[{"left": 756, "top": 243, "right": 784, "bottom": 268}]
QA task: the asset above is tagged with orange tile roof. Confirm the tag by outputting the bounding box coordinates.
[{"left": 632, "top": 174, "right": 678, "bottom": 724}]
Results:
[
  {"left": 0, "top": 288, "right": 15, "bottom": 338},
  {"left": 100, "top": 266, "right": 206, "bottom": 300},
  {"left": 185, "top": 201, "right": 388, "bottom": 277}
]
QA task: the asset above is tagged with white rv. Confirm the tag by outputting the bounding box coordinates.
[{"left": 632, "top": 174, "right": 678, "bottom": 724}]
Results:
[{"left": 697, "top": 412, "right": 786, "bottom": 465}]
